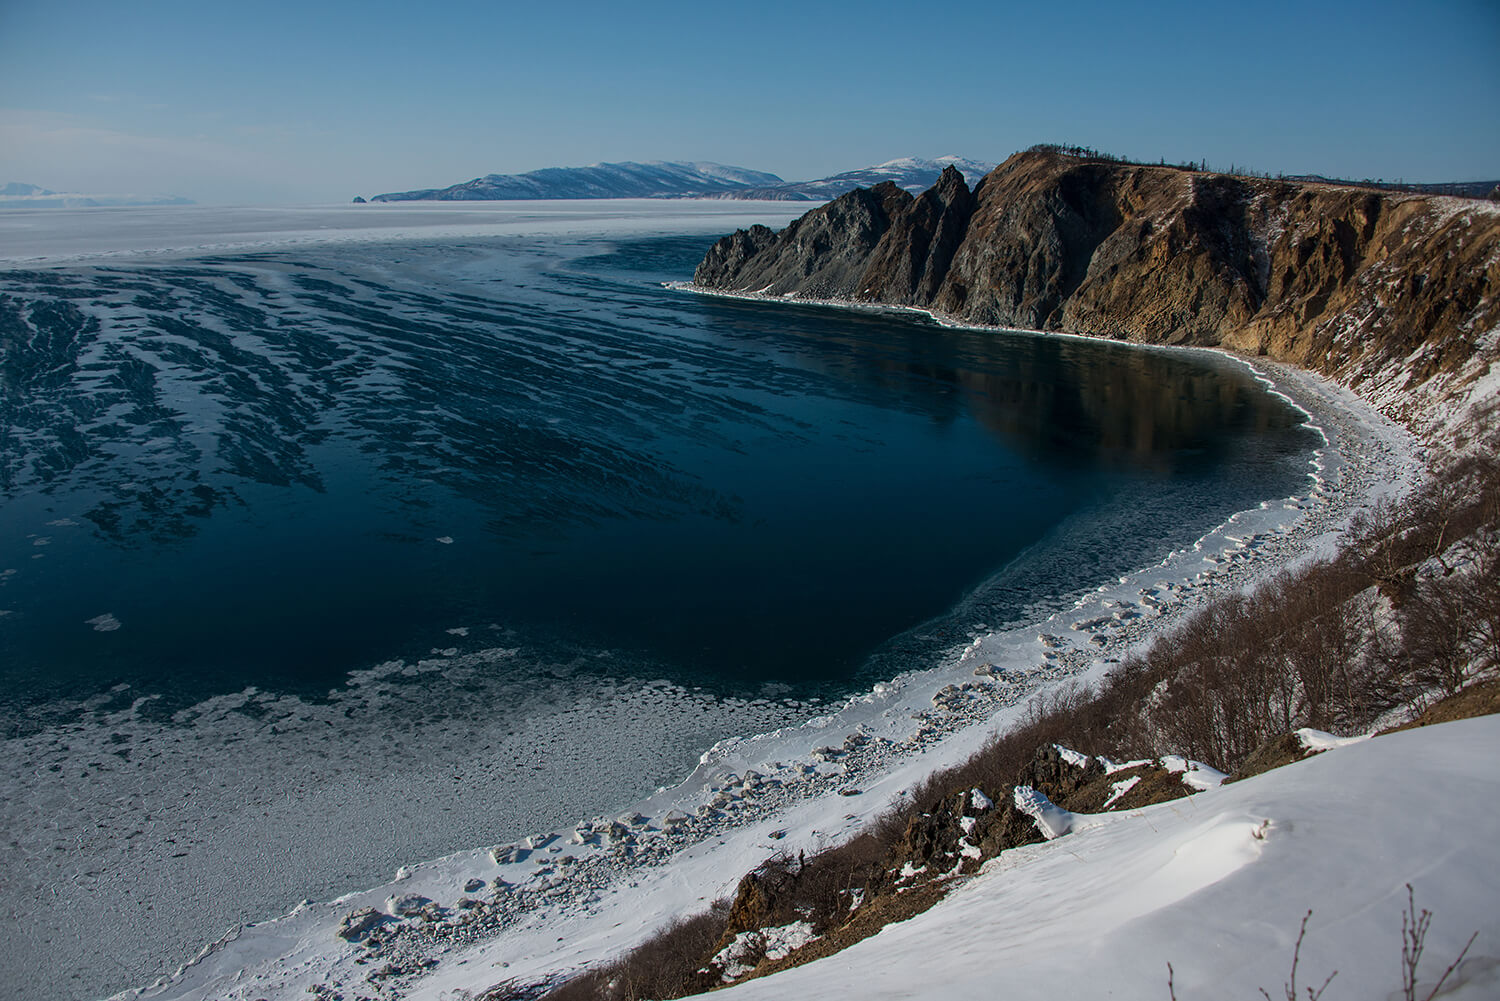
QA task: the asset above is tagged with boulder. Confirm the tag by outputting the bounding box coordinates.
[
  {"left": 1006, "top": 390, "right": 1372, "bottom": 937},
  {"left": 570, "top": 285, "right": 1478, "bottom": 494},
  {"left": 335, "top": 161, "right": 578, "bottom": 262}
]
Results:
[
  {"left": 1015, "top": 745, "right": 1106, "bottom": 806},
  {"left": 385, "top": 893, "right": 431, "bottom": 917},
  {"left": 335, "top": 906, "right": 384, "bottom": 942}
]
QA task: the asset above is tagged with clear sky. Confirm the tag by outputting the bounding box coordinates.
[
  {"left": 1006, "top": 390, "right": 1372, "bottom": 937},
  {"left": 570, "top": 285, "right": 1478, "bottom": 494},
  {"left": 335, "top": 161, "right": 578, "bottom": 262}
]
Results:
[{"left": 1, "top": 0, "right": 1497, "bottom": 204}]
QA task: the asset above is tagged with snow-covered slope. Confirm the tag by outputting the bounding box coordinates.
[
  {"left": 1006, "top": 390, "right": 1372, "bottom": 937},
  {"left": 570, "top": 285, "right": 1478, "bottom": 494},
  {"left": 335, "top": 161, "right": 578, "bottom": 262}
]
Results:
[
  {"left": 720, "top": 715, "right": 1500, "bottom": 1001},
  {"left": 140, "top": 713, "right": 1500, "bottom": 1001},
  {"left": 369, "top": 161, "right": 787, "bottom": 201},
  {"left": 729, "top": 155, "right": 997, "bottom": 200},
  {"left": 109, "top": 360, "right": 1446, "bottom": 1001},
  {"left": 367, "top": 157, "right": 998, "bottom": 203}
]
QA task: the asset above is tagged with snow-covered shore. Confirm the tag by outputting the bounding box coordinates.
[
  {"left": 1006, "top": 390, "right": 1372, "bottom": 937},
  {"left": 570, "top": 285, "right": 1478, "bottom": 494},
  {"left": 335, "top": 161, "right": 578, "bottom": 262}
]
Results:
[
  {"left": 717, "top": 714, "right": 1500, "bottom": 1001},
  {"left": 115, "top": 348, "right": 1428, "bottom": 1001}
]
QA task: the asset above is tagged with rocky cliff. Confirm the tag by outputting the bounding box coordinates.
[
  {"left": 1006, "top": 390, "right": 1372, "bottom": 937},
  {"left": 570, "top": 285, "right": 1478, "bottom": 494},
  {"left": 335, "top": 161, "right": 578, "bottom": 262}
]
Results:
[{"left": 694, "top": 152, "right": 1500, "bottom": 427}]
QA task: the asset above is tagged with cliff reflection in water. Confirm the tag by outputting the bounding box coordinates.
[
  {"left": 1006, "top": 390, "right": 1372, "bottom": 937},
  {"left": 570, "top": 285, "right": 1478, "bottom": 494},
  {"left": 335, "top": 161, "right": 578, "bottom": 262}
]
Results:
[
  {"left": 0, "top": 234, "right": 1317, "bottom": 712},
  {"left": 692, "top": 293, "right": 1296, "bottom": 476}
]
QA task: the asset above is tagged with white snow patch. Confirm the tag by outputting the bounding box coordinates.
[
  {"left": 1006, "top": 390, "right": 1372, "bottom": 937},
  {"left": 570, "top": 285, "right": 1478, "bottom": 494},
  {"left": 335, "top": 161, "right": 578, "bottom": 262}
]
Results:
[
  {"left": 1295, "top": 728, "right": 1371, "bottom": 753},
  {"left": 1159, "top": 755, "right": 1228, "bottom": 790},
  {"left": 711, "top": 921, "right": 819, "bottom": 981},
  {"left": 1103, "top": 776, "right": 1141, "bottom": 808},
  {"left": 1012, "top": 785, "right": 1101, "bottom": 840},
  {"left": 898, "top": 861, "right": 927, "bottom": 881},
  {"left": 1053, "top": 744, "right": 1092, "bottom": 769}
]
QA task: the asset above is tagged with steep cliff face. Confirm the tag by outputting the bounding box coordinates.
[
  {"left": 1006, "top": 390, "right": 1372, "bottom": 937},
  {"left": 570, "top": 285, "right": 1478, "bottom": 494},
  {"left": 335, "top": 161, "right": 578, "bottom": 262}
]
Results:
[
  {"left": 860, "top": 166, "right": 976, "bottom": 304},
  {"left": 695, "top": 182, "right": 913, "bottom": 297},
  {"left": 694, "top": 151, "right": 1500, "bottom": 417}
]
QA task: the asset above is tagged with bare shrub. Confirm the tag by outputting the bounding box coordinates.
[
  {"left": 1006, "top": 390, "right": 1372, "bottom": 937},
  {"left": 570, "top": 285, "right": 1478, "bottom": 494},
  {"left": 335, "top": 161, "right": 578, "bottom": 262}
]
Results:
[
  {"left": 1166, "top": 887, "right": 1477, "bottom": 1000},
  {"left": 547, "top": 444, "right": 1500, "bottom": 1001},
  {"left": 1167, "top": 910, "right": 1334, "bottom": 1001},
  {"left": 541, "top": 902, "right": 729, "bottom": 1001},
  {"left": 1401, "top": 884, "right": 1478, "bottom": 1001},
  {"left": 788, "top": 830, "right": 893, "bottom": 930}
]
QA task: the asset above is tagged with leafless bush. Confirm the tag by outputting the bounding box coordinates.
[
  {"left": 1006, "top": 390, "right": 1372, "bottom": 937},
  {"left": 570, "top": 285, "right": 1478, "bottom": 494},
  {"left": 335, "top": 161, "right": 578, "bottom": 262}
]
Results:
[
  {"left": 788, "top": 830, "right": 893, "bottom": 929},
  {"left": 1401, "top": 884, "right": 1477, "bottom": 1001},
  {"left": 1166, "top": 887, "right": 1477, "bottom": 1000},
  {"left": 541, "top": 902, "right": 729, "bottom": 1001},
  {"left": 1261, "top": 911, "right": 1337, "bottom": 1001},
  {"left": 1168, "top": 910, "right": 1334, "bottom": 1001},
  {"left": 548, "top": 445, "right": 1500, "bottom": 1001}
]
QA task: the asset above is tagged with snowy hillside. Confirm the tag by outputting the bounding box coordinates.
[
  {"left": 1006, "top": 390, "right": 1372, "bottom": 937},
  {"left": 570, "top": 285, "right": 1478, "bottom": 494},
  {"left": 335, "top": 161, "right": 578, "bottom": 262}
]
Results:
[
  {"left": 133, "top": 716, "right": 1500, "bottom": 1001},
  {"left": 366, "top": 157, "right": 997, "bottom": 202},
  {"left": 716, "top": 156, "right": 997, "bottom": 200},
  {"left": 369, "top": 161, "right": 787, "bottom": 201},
  {"left": 718, "top": 717, "right": 1500, "bottom": 1001}
]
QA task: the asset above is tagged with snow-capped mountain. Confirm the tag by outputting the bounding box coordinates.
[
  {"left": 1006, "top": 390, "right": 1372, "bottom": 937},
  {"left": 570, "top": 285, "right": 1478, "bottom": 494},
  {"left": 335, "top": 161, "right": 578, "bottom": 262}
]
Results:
[
  {"left": 0, "top": 182, "right": 193, "bottom": 207},
  {"left": 366, "top": 157, "right": 998, "bottom": 203},
  {"left": 369, "top": 161, "right": 787, "bottom": 201},
  {"left": 713, "top": 156, "right": 997, "bottom": 200}
]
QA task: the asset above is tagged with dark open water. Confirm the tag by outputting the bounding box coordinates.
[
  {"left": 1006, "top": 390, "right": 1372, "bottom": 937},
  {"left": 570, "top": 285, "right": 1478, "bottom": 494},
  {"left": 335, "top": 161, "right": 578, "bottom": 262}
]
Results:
[
  {"left": 0, "top": 234, "right": 1319, "bottom": 726},
  {"left": 0, "top": 228, "right": 1328, "bottom": 1001}
]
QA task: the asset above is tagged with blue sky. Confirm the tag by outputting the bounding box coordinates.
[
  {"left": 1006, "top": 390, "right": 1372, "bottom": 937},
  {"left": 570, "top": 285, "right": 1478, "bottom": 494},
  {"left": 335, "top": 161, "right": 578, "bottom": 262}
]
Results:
[{"left": 1, "top": 0, "right": 1496, "bottom": 204}]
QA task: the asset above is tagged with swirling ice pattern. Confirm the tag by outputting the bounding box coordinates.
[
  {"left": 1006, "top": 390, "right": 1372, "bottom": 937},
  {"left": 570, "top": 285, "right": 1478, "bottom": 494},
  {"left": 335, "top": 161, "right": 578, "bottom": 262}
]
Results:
[{"left": 0, "top": 245, "right": 787, "bottom": 547}]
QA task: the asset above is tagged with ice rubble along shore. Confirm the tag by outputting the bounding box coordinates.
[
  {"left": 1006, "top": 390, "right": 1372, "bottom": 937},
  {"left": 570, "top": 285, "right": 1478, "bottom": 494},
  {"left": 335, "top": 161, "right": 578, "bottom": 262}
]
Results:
[
  {"left": 125, "top": 158, "right": 1499, "bottom": 1000},
  {"left": 129, "top": 338, "right": 1441, "bottom": 1001}
]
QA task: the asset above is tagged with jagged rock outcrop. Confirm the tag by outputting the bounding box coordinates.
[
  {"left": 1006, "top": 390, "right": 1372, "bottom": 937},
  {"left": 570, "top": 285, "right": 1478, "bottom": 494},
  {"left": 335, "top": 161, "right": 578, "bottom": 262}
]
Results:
[
  {"left": 1014, "top": 745, "right": 1107, "bottom": 803},
  {"left": 717, "top": 863, "right": 795, "bottom": 950},
  {"left": 695, "top": 182, "right": 914, "bottom": 299},
  {"left": 859, "top": 166, "right": 976, "bottom": 304},
  {"left": 695, "top": 150, "right": 1500, "bottom": 423}
]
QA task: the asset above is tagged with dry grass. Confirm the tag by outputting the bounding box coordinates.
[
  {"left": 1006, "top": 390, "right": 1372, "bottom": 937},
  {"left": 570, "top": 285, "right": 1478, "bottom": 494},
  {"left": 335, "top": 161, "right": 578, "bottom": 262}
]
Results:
[{"left": 541, "top": 904, "right": 730, "bottom": 1001}]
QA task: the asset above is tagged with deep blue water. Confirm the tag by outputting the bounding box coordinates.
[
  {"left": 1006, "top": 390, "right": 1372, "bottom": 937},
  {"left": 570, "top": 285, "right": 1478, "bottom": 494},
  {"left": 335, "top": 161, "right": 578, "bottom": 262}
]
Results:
[{"left": 0, "top": 234, "right": 1320, "bottom": 726}]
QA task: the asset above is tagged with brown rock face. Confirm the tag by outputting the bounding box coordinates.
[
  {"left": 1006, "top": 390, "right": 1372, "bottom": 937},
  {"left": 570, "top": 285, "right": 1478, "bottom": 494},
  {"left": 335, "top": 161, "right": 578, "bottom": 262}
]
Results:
[
  {"left": 715, "top": 860, "right": 800, "bottom": 952},
  {"left": 693, "top": 182, "right": 913, "bottom": 299},
  {"left": 861, "top": 165, "right": 976, "bottom": 305},
  {"left": 694, "top": 150, "right": 1500, "bottom": 402},
  {"left": 1014, "top": 744, "right": 1106, "bottom": 803}
]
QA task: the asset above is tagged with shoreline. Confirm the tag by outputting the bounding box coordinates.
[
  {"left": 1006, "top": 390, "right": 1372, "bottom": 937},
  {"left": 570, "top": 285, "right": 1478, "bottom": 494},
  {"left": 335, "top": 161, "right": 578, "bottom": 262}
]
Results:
[
  {"left": 120, "top": 303, "right": 1425, "bottom": 1001},
  {"left": 0, "top": 199, "right": 817, "bottom": 269}
]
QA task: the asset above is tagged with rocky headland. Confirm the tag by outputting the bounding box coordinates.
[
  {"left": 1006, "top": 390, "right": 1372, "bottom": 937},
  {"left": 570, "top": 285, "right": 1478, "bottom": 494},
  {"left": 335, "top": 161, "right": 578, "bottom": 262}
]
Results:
[
  {"left": 109, "top": 155, "right": 1500, "bottom": 1001},
  {"left": 694, "top": 149, "right": 1500, "bottom": 436}
]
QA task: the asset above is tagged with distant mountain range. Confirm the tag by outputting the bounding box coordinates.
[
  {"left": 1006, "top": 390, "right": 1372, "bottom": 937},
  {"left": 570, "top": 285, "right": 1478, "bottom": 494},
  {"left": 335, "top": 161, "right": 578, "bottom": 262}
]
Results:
[
  {"left": 0, "top": 182, "right": 193, "bottom": 207},
  {"left": 697, "top": 157, "right": 998, "bottom": 201},
  {"left": 369, "top": 162, "right": 783, "bottom": 202},
  {"left": 366, "top": 157, "right": 998, "bottom": 203}
]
